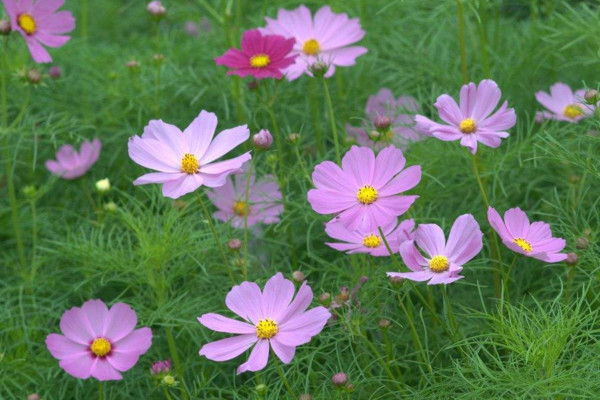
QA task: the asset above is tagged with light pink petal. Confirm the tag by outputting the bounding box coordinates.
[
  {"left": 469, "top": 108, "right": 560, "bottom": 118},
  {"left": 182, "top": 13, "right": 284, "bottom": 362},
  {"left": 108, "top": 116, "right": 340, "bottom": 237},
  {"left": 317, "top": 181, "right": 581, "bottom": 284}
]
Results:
[
  {"left": 416, "top": 224, "right": 446, "bottom": 257},
  {"left": 312, "top": 160, "right": 358, "bottom": 192},
  {"left": 388, "top": 270, "right": 432, "bottom": 282},
  {"left": 37, "top": 10, "right": 75, "bottom": 34},
  {"left": 236, "top": 339, "right": 269, "bottom": 374},
  {"left": 102, "top": 303, "right": 137, "bottom": 343},
  {"left": 275, "top": 331, "right": 313, "bottom": 347},
  {"left": 459, "top": 82, "right": 477, "bottom": 117},
  {"left": 427, "top": 272, "right": 463, "bottom": 285},
  {"left": 527, "top": 221, "right": 552, "bottom": 242},
  {"left": 531, "top": 237, "right": 566, "bottom": 254},
  {"left": 133, "top": 172, "right": 182, "bottom": 185},
  {"left": 199, "top": 334, "right": 257, "bottom": 362},
  {"left": 161, "top": 174, "right": 204, "bottom": 199},
  {"left": 532, "top": 251, "right": 568, "bottom": 263},
  {"left": 108, "top": 329, "right": 152, "bottom": 372},
  {"left": 143, "top": 120, "right": 186, "bottom": 158},
  {"left": 471, "top": 79, "right": 501, "bottom": 120},
  {"left": 35, "top": 32, "right": 70, "bottom": 48},
  {"left": 487, "top": 206, "right": 513, "bottom": 242},
  {"left": 478, "top": 101, "right": 516, "bottom": 131},
  {"left": 58, "top": 354, "right": 94, "bottom": 379},
  {"left": 262, "top": 273, "right": 295, "bottom": 321},
  {"left": 198, "top": 313, "right": 255, "bottom": 334},
  {"left": 399, "top": 240, "right": 428, "bottom": 272},
  {"left": 184, "top": 110, "right": 218, "bottom": 157},
  {"left": 325, "top": 46, "right": 367, "bottom": 66},
  {"left": 32, "top": 0, "right": 64, "bottom": 18},
  {"left": 549, "top": 82, "right": 574, "bottom": 103},
  {"left": 2, "top": 0, "right": 17, "bottom": 17},
  {"left": 503, "top": 207, "right": 530, "bottom": 238},
  {"left": 46, "top": 334, "right": 88, "bottom": 359},
  {"left": 199, "top": 152, "right": 251, "bottom": 175},
  {"left": 431, "top": 125, "right": 463, "bottom": 141},
  {"left": 270, "top": 338, "right": 296, "bottom": 364},
  {"left": 226, "top": 281, "right": 264, "bottom": 324},
  {"left": 460, "top": 134, "right": 478, "bottom": 154},
  {"left": 59, "top": 305, "right": 95, "bottom": 345},
  {"left": 200, "top": 125, "right": 250, "bottom": 164},
  {"left": 26, "top": 37, "right": 53, "bottom": 63},
  {"left": 128, "top": 136, "right": 180, "bottom": 173},
  {"left": 81, "top": 299, "right": 108, "bottom": 337},
  {"left": 434, "top": 94, "right": 463, "bottom": 126},
  {"left": 106, "top": 351, "right": 141, "bottom": 373},
  {"left": 326, "top": 242, "right": 362, "bottom": 253},
  {"left": 444, "top": 214, "right": 483, "bottom": 265},
  {"left": 279, "top": 306, "right": 331, "bottom": 336},
  {"left": 307, "top": 188, "right": 356, "bottom": 214},
  {"left": 371, "top": 145, "right": 406, "bottom": 188},
  {"left": 278, "top": 282, "right": 314, "bottom": 326},
  {"left": 378, "top": 165, "right": 421, "bottom": 196},
  {"left": 341, "top": 146, "right": 375, "bottom": 186},
  {"left": 90, "top": 358, "right": 123, "bottom": 381}
]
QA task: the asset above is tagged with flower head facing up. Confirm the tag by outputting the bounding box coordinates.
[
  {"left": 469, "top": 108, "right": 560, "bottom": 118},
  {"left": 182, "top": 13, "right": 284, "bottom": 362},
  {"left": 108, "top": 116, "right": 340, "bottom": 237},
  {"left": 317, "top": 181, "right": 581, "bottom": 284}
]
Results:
[
  {"left": 215, "top": 29, "right": 297, "bottom": 79},
  {"left": 45, "top": 138, "right": 101, "bottom": 180},
  {"left": 388, "top": 214, "right": 483, "bottom": 285},
  {"left": 415, "top": 79, "right": 516, "bottom": 154},
  {"left": 260, "top": 5, "right": 367, "bottom": 80},
  {"left": 45, "top": 299, "right": 152, "bottom": 381},
  {"left": 535, "top": 83, "right": 594, "bottom": 123},
  {"left": 2, "top": 0, "right": 76, "bottom": 63},
  {"left": 487, "top": 206, "right": 567, "bottom": 262},
  {"left": 198, "top": 272, "right": 331, "bottom": 374},
  {"left": 347, "top": 88, "right": 424, "bottom": 150},
  {"left": 128, "top": 110, "right": 251, "bottom": 199},
  {"left": 325, "top": 219, "right": 415, "bottom": 257},
  {"left": 307, "top": 146, "right": 421, "bottom": 231},
  {"left": 206, "top": 169, "right": 283, "bottom": 228}
]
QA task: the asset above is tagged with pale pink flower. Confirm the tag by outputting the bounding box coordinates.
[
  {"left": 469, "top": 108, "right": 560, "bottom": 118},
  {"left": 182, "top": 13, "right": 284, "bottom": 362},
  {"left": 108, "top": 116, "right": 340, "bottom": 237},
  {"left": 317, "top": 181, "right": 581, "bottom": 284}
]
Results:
[
  {"left": 45, "top": 299, "right": 152, "bottom": 381},
  {"left": 388, "top": 214, "right": 483, "bottom": 285},
  {"left": 128, "top": 110, "right": 251, "bottom": 199},
  {"left": 45, "top": 138, "right": 101, "bottom": 180},
  {"left": 535, "top": 82, "right": 594, "bottom": 123},
  {"left": 198, "top": 272, "right": 331, "bottom": 374},
  {"left": 487, "top": 206, "right": 567, "bottom": 262},
  {"left": 260, "top": 5, "right": 367, "bottom": 80}
]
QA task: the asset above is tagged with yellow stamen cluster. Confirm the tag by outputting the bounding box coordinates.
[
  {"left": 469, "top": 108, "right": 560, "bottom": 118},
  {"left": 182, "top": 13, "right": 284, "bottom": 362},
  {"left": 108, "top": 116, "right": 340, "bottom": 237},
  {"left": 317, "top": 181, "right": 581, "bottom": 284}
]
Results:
[
  {"left": 302, "top": 39, "right": 321, "bottom": 55},
  {"left": 90, "top": 338, "right": 111, "bottom": 357},
  {"left": 255, "top": 319, "right": 278, "bottom": 340},
  {"left": 250, "top": 54, "right": 270, "bottom": 68},
  {"left": 513, "top": 238, "right": 532, "bottom": 253},
  {"left": 363, "top": 234, "right": 382, "bottom": 248},
  {"left": 428, "top": 255, "right": 449, "bottom": 273},
  {"left": 18, "top": 13, "right": 36, "bottom": 35},
  {"left": 357, "top": 186, "right": 378, "bottom": 205},
  {"left": 459, "top": 118, "right": 477, "bottom": 134},
  {"left": 233, "top": 201, "right": 249, "bottom": 216},
  {"left": 180, "top": 153, "right": 199, "bottom": 174},
  {"left": 563, "top": 104, "right": 583, "bottom": 119}
]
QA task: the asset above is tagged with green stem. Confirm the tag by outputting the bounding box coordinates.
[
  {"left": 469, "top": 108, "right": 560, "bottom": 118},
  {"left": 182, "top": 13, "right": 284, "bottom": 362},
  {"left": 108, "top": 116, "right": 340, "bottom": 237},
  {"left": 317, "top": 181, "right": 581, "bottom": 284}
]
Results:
[
  {"left": 98, "top": 381, "right": 103, "bottom": 400},
  {"left": 81, "top": 0, "right": 89, "bottom": 39},
  {"left": 321, "top": 77, "right": 341, "bottom": 163},
  {"left": 359, "top": 330, "right": 406, "bottom": 393},
  {"left": 309, "top": 78, "right": 324, "bottom": 155},
  {"left": 441, "top": 286, "right": 459, "bottom": 342},
  {"left": 162, "top": 387, "right": 174, "bottom": 400},
  {"left": 273, "top": 356, "right": 294, "bottom": 397},
  {"left": 29, "top": 198, "right": 38, "bottom": 281},
  {"left": 242, "top": 158, "right": 255, "bottom": 281},
  {"left": 397, "top": 292, "right": 432, "bottom": 374},
  {"left": 292, "top": 143, "right": 312, "bottom": 184},
  {"left": 456, "top": 0, "right": 469, "bottom": 84},
  {"left": 501, "top": 255, "right": 517, "bottom": 306},
  {"left": 164, "top": 327, "right": 187, "bottom": 399},
  {"left": 476, "top": 0, "right": 491, "bottom": 77}
]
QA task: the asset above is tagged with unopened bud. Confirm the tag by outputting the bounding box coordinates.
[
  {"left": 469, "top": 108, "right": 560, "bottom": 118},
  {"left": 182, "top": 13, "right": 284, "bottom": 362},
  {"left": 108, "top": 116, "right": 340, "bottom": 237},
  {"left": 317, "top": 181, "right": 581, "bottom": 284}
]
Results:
[
  {"left": 346, "top": 383, "right": 355, "bottom": 391},
  {"left": 374, "top": 115, "right": 392, "bottom": 131},
  {"left": 95, "top": 178, "right": 110, "bottom": 193},
  {"left": 151, "top": 358, "right": 171, "bottom": 375},
  {"left": 318, "top": 292, "right": 331, "bottom": 307},
  {"left": 378, "top": 319, "right": 391, "bottom": 330},
  {"left": 252, "top": 129, "right": 273, "bottom": 149},
  {"left": 103, "top": 201, "right": 118, "bottom": 212},
  {"left": 227, "top": 238, "right": 242, "bottom": 251},
  {"left": 0, "top": 20, "right": 10, "bottom": 35},
  {"left": 287, "top": 133, "right": 300, "bottom": 144},
  {"left": 255, "top": 384, "right": 267, "bottom": 395},
  {"left": 153, "top": 54, "right": 165, "bottom": 64},
  {"left": 292, "top": 270, "right": 305, "bottom": 282},
  {"left": 27, "top": 395, "right": 40, "bottom": 400},
  {"left": 389, "top": 276, "right": 404, "bottom": 287},
  {"left": 147, "top": 1, "right": 166, "bottom": 17},
  {"left": 576, "top": 237, "right": 589, "bottom": 249},
  {"left": 569, "top": 175, "right": 580, "bottom": 184},
  {"left": 368, "top": 130, "right": 380, "bottom": 140},
  {"left": 331, "top": 372, "right": 348, "bottom": 387},
  {"left": 584, "top": 89, "right": 598, "bottom": 105},
  {"left": 309, "top": 60, "right": 329, "bottom": 78},
  {"left": 173, "top": 200, "right": 186, "bottom": 211},
  {"left": 126, "top": 60, "right": 140, "bottom": 69},
  {"left": 298, "top": 395, "right": 313, "bottom": 400},
  {"left": 565, "top": 252, "right": 578, "bottom": 266},
  {"left": 27, "top": 69, "right": 42, "bottom": 84},
  {"left": 22, "top": 185, "right": 37, "bottom": 199},
  {"left": 162, "top": 374, "right": 176, "bottom": 386},
  {"left": 49, "top": 66, "right": 62, "bottom": 79},
  {"left": 184, "top": 21, "right": 199, "bottom": 37}
]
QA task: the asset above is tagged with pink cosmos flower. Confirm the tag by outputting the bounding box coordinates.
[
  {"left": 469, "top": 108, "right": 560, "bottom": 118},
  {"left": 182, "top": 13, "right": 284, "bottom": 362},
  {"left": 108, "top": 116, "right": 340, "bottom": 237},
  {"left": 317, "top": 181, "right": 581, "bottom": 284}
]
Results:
[
  {"left": 487, "top": 206, "right": 567, "bottom": 262},
  {"left": 45, "top": 138, "right": 101, "bottom": 180},
  {"left": 388, "top": 214, "right": 483, "bottom": 285},
  {"left": 215, "top": 29, "right": 297, "bottom": 79},
  {"left": 325, "top": 218, "right": 415, "bottom": 257},
  {"left": 346, "top": 89, "right": 424, "bottom": 150},
  {"left": 535, "top": 83, "right": 593, "bottom": 123},
  {"left": 2, "top": 0, "right": 75, "bottom": 63},
  {"left": 206, "top": 169, "right": 283, "bottom": 228},
  {"left": 260, "top": 5, "right": 367, "bottom": 80},
  {"left": 45, "top": 299, "right": 152, "bottom": 381},
  {"left": 198, "top": 272, "right": 331, "bottom": 374},
  {"left": 128, "top": 110, "right": 251, "bottom": 199},
  {"left": 307, "top": 145, "right": 421, "bottom": 231},
  {"left": 415, "top": 79, "right": 516, "bottom": 154}
]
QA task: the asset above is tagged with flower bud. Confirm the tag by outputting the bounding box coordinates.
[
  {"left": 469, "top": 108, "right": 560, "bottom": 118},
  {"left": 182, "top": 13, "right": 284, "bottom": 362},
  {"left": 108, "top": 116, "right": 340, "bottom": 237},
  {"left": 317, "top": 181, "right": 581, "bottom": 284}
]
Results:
[
  {"left": 292, "top": 270, "right": 305, "bottom": 282},
  {"left": 378, "top": 319, "right": 391, "bottom": 330},
  {"left": 389, "top": 276, "right": 404, "bottom": 287},
  {"left": 346, "top": 383, "right": 355, "bottom": 391},
  {"left": 27, "top": 69, "right": 42, "bottom": 85},
  {"left": 374, "top": 115, "right": 392, "bottom": 131},
  {"left": 173, "top": 200, "right": 186, "bottom": 211},
  {"left": 184, "top": 21, "right": 199, "bottom": 37},
  {"left": 22, "top": 185, "right": 37, "bottom": 200},
  {"left": 95, "top": 178, "right": 110, "bottom": 193},
  {"left": 126, "top": 60, "right": 140, "bottom": 69},
  {"left": 287, "top": 133, "right": 300, "bottom": 144},
  {"left": 565, "top": 252, "right": 578, "bottom": 266},
  {"left": 309, "top": 60, "right": 329, "bottom": 78},
  {"left": 147, "top": 1, "right": 166, "bottom": 17},
  {"left": 48, "top": 66, "right": 62, "bottom": 79},
  {"left": 569, "top": 175, "right": 580, "bottom": 184},
  {"left": 584, "top": 89, "right": 598, "bottom": 105},
  {"left": 227, "top": 238, "right": 242, "bottom": 251},
  {"left": 103, "top": 201, "right": 118, "bottom": 212},
  {"left": 151, "top": 358, "right": 171, "bottom": 374},
  {"left": 162, "top": 374, "right": 176, "bottom": 386},
  {"left": 255, "top": 384, "right": 267, "bottom": 395},
  {"left": 576, "top": 237, "right": 589, "bottom": 250},
  {"left": 336, "top": 287, "right": 349, "bottom": 303},
  {"left": 331, "top": 372, "right": 348, "bottom": 387},
  {"left": 318, "top": 292, "right": 331, "bottom": 307},
  {"left": 252, "top": 129, "right": 273, "bottom": 149},
  {"left": 298, "top": 395, "right": 313, "bottom": 400},
  {"left": 28, "top": 395, "right": 40, "bottom": 400},
  {"left": 0, "top": 20, "right": 10, "bottom": 35},
  {"left": 368, "top": 130, "right": 380, "bottom": 140}
]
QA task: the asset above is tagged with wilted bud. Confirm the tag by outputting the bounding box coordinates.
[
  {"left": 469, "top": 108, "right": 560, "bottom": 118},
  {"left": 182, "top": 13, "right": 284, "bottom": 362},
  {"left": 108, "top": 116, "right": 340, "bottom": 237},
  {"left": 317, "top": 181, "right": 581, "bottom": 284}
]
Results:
[
  {"left": 95, "top": 178, "right": 110, "bottom": 193},
  {"left": 27, "top": 395, "right": 40, "bottom": 400},
  {"left": 576, "top": 237, "right": 589, "bottom": 249},
  {"left": 584, "top": 89, "right": 599, "bottom": 105},
  {"left": 336, "top": 287, "right": 349, "bottom": 303},
  {"left": 103, "top": 201, "right": 118, "bottom": 212},
  {"left": 227, "top": 238, "right": 242, "bottom": 251},
  {"left": 309, "top": 60, "right": 329, "bottom": 78},
  {"left": 0, "top": 20, "right": 10, "bottom": 35},
  {"left": 151, "top": 358, "right": 171, "bottom": 375},
  {"left": 126, "top": 60, "right": 140, "bottom": 69},
  {"left": 27, "top": 69, "right": 42, "bottom": 85},
  {"left": 292, "top": 270, "right": 305, "bottom": 282},
  {"left": 252, "top": 129, "right": 273, "bottom": 149},
  {"left": 378, "top": 319, "right": 391, "bottom": 330},
  {"left": 298, "top": 395, "right": 313, "bottom": 400},
  {"left": 565, "top": 252, "right": 578, "bottom": 266},
  {"left": 147, "top": 1, "right": 166, "bottom": 17},
  {"left": 287, "top": 133, "right": 300, "bottom": 144},
  {"left": 255, "top": 384, "right": 267, "bottom": 395},
  {"left": 389, "top": 275, "right": 404, "bottom": 287},
  {"left": 331, "top": 372, "right": 348, "bottom": 387},
  {"left": 374, "top": 115, "right": 392, "bottom": 131},
  {"left": 368, "top": 130, "right": 380, "bottom": 140},
  {"left": 184, "top": 21, "right": 199, "bottom": 37},
  {"left": 48, "top": 66, "right": 62, "bottom": 79},
  {"left": 318, "top": 292, "right": 331, "bottom": 307}
]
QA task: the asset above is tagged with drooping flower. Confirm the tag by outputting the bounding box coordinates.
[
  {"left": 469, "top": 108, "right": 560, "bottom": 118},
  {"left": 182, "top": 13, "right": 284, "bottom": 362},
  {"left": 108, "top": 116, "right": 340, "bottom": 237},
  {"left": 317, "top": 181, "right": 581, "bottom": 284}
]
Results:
[
  {"left": 535, "top": 83, "right": 593, "bottom": 123},
  {"left": 325, "top": 218, "right": 415, "bottom": 256},
  {"left": 415, "top": 79, "right": 516, "bottom": 154},
  {"left": 45, "top": 138, "right": 101, "bottom": 180},
  {"left": 487, "top": 206, "right": 567, "bottom": 262},
  {"left": 128, "top": 110, "right": 251, "bottom": 199},
  {"left": 45, "top": 299, "right": 152, "bottom": 381},
  {"left": 2, "top": 0, "right": 76, "bottom": 63},
  {"left": 307, "top": 145, "right": 421, "bottom": 231},
  {"left": 346, "top": 89, "right": 423, "bottom": 150},
  {"left": 260, "top": 5, "right": 367, "bottom": 81},
  {"left": 206, "top": 169, "right": 283, "bottom": 228},
  {"left": 388, "top": 214, "right": 483, "bottom": 285},
  {"left": 198, "top": 272, "right": 331, "bottom": 374},
  {"left": 215, "top": 29, "right": 297, "bottom": 79}
]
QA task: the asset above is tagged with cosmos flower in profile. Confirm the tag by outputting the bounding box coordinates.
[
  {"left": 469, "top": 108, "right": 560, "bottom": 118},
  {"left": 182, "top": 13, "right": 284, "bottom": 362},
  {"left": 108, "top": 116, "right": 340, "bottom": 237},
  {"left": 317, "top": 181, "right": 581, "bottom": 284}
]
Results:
[
  {"left": 261, "top": 5, "right": 367, "bottom": 80},
  {"left": 215, "top": 29, "right": 297, "bottom": 79},
  {"left": 45, "top": 138, "right": 101, "bottom": 180},
  {"left": 2, "top": 0, "right": 76, "bottom": 63},
  {"left": 415, "top": 79, "right": 516, "bottom": 154},
  {"left": 488, "top": 206, "right": 567, "bottom": 262},
  {"left": 535, "top": 83, "right": 593, "bottom": 123},
  {"left": 128, "top": 110, "right": 251, "bottom": 199},
  {"left": 198, "top": 273, "right": 331, "bottom": 374}
]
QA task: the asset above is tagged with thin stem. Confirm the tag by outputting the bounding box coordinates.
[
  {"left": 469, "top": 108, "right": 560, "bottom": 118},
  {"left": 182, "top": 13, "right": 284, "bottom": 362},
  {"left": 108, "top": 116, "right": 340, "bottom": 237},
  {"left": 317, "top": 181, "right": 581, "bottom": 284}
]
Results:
[
  {"left": 273, "top": 356, "right": 294, "bottom": 397},
  {"left": 321, "top": 77, "right": 341, "bottom": 163},
  {"left": 378, "top": 226, "right": 401, "bottom": 268},
  {"left": 242, "top": 159, "right": 255, "bottom": 281},
  {"left": 162, "top": 387, "right": 174, "bottom": 400},
  {"left": 456, "top": 0, "right": 469, "bottom": 84},
  {"left": 476, "top": 0, "right": 491, "bottom": 77},
  {"left": 308, "top": 78, "right": 324, "bottom": 155},
  {"left": 501, "top": 255, "right": 518, "bottom": 305},
  {"left": 292, "top": 143, "right": 312, "bottom": 184},
  {"left": 98, "top": 381, "right": 103, "bottom": 400},
  {"left": 359, "top": 330, "right": 406, "bottom": 394},
  {"left": 397, "top": 292, "right": 432, "bottom": 374},
  {"left": 441, "top": 286, "right": 459, "bottom": 342},
  {"left": 164, "top": 327, "right": 187, "bottom": 400},
  {"left": 81, "top": 0, "right": 89, "bottom": 39}
]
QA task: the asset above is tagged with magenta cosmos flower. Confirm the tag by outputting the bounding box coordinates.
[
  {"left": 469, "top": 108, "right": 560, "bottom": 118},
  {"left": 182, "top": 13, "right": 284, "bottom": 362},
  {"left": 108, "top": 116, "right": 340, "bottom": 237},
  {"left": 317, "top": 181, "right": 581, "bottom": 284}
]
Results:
[
  {"left": 206, "top": 169, "right": 283, "bottom": 228},
  {"left": 45, "top": 138, "right": 101, "bottom": 180},
  {"left": 487, "top": 206, "right": 567, "bottom": 262},
  {"left": 325, "top": 218, "right": 415, "bottom": 257},
  {"left": 2, "top": 0, "right": 75, "bottom": 63},
  {"left": 346, "top": 88, "right": 423, "bottom": 150},
  {"left": 215, "top": 29, "right": 297, "bottom": 79},
  {"left": 128, "top": 110, "right": 251, "bottom": 199},
  {"left": 307, "top": 145, "right": 421, "bottom": 231},
  {"left": 198, "top": 272, "right": 331, "bottom": 374},
  {"left": 388, "top": 214, "right": 483, "bottom": 285},
  {"left": 415, "top": 79, "right": 516, "bottom": 154},
  {"left": 45, "top": 299, "right": 152, "bottom": 381},
  {"left": 260, "top": 5, "right": 367, "bottom": 80},
  {"left": 535, "top": 83, "right": 593, "bottom": 123}
]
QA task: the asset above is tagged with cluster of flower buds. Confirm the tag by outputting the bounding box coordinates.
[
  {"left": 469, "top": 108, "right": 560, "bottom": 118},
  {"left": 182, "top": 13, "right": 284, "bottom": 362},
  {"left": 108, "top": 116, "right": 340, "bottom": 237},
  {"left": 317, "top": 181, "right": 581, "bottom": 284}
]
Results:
[{"left": 151, "top": 359, "right": 177, "bottom": 386}]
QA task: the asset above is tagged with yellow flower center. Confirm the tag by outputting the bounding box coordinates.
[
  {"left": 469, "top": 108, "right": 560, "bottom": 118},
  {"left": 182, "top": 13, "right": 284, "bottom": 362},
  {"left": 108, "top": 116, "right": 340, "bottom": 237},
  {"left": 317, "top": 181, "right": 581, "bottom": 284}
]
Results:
[
  {"left": 180, "top": 153, "right": 199, "bottom": 174},
  {"left": 18, "top": 13, "right": 36, "bottom": 35},
  {"left": 357, "top": 186, "right": 378, "bottom": 205},
  {"left": 90, "top": 338, "right": 111, "bottom": 357},
  {"left": 428, "top": 255, "right": 449, "bottom": 273},
  {"left": 563, "top": 104, "right": 583, "bottom": 119},
  {"left": 233, "top": 200, "right": 249, "bottom": 216},
  {"left": 363, "top": 234, "right": 382, "bottom": 248},
  {"left": 250, "top": 54, "right": 270, "bottom": 68},
  {"left": 459, "top": 118, "right": 477, "bottom": 134},
  {"left": 255, "top": 319, "right": 278, "bottom": 340},
  {"left": 513, "top": 238, "right": 532, "bottom": 253},
  {"left": 302, "top": 39, "right": 321, "bottom": 55}
]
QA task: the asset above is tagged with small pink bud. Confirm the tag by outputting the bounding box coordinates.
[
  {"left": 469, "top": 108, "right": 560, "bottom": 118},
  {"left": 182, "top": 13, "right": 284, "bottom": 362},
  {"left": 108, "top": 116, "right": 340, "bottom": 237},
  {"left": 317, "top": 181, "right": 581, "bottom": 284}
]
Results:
[
  {"left": 126, "top": 60, "right": 140, "bottom": 69},
  {"left": 374, "top": 115, "right": 392, "bottom": 130},
  {"left": 318, "top": 292, "right": 331, "bottom": 307},
  {"left": 184, "top": 21, "right": 199, "bottom": 37},
  {"left": 576, "top": 237, "right": 589, "bottom": 249},
  {"left": 389, "top": 276, "right": 404, "bottom": 287},
  {"left": 378, "top": 319, "right": 391, "bottom": 330},
  {"left": 151, "top": 358, "right": 171, "bottom": 375},
  {"left": 252, "top": 129, "right": 273, "bottom": 149},
  {"left": 331, "top": 372, "right": 348, "bottom": 387},
  {"left": 565, "top": 252, "right": 578, "bottom": 266},
  {"left": 49, "top": 66, "right": 62, "bottom": 79},
  {"left": 0, "top": 20, "right": 10, "bottom": 35},
  {"left": 584, "top": 89, "right": 598, "bottom": 105},
  {"left": 147, "top": 1, "right": 166, "bottom": 17},
  {"left": 28, "top": 395, "right": 40, "bottom": 400},
  {"left": 227, "top": 239, "right": 242, "bottom": 251},
  {"left": 292, "top": 270, "right": 305, "bottom": 282}
]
